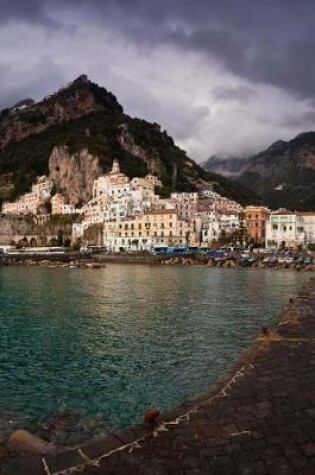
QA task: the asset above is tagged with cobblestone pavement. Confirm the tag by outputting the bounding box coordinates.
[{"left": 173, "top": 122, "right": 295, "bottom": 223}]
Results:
[{"left": 1, "top": 278, "right": 315, "bottom": 475}]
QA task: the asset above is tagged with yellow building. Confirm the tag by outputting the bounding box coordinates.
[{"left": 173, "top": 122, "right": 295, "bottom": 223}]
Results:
[{"left": 104, "top": 209, "right": 194, "bottom": 251}]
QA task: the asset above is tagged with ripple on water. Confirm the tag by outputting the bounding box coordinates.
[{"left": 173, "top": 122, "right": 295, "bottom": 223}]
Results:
[{"left": 0, "top": 265, "right": 308, "bottom": 443}]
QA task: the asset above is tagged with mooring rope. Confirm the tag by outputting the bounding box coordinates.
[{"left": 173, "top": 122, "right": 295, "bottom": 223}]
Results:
[{"left": 45, "top": 363, "right": 253, "bottom": 475}]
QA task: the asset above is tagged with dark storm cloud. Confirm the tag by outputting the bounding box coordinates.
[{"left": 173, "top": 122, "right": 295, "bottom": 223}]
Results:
[
  {"left": 2, "top": 0, "right": 315, "bottom": 100},
  {"left": 1, "top": 0, "right": 315, "bottom": 158},
  {"left": 0, "top": 0, "right": 53, "bottom": 24}
]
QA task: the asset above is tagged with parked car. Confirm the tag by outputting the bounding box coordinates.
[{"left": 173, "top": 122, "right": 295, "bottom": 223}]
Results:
[
  {"left": 284, "top": 256, "right": 295, "bottom": 265},
  {"left": 277, "top": 255, "right": 287, "bottom": 264},
  {"left": 262, "top": 255, "right": 272, "bottom": 264},
  {"left": 295, "top": 256, "right": 305, "bottom": 265},
  {"left": 303, "top": 256, "right": 314, "bottom": 266},
  {"left": 269, "top": 256, "right": 278, "bottom": 266},
  {"left": 239, "top": 257, "right": 252, "bottom": 267}
]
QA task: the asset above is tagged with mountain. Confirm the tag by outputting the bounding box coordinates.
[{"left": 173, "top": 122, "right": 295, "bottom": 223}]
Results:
[
  {"left": 236, "top": 133, "right": 315, "bottom": 210},
  {"left": 12, "top": 98, "right": 35, "bottom": 111},
  {"left": 202, "top": 133, "right": 315, "bottom": 210},
  {"left": 0, "top": 75, "right": 258, "bottom": 206}
]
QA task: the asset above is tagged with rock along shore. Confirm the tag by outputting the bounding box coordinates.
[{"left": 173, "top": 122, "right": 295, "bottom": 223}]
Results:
[
  {"left": 1, "top": 278, "right": 314, "bottom": 474},
  {"left": 0, "top": 252, "right": 314, "bottom": 272}
]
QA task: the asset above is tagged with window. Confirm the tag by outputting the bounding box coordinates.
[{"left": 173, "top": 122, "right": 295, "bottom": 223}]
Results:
[{"left": 272, "top": 224, "right": 278, "bottom": 230}]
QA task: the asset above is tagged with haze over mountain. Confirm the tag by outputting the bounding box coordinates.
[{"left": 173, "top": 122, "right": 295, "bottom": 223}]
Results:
[
  {"left": 0, "top": 76, "right": 257, "bottom": 206},
  {"left": 202, "top": 132, "right": 315, "bottom": 210}
]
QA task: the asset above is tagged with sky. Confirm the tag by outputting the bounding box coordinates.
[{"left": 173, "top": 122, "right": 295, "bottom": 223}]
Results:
[{"left": 1, "top": 0, "right": 315, "bottom": 162}]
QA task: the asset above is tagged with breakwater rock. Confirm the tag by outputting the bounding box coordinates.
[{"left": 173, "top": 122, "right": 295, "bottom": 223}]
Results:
[
  {"left": 0, "top": 252, "right": 314, "bottom": 271},
  {"left": 0, "top": 254, "right": 106, "bottom": 269}
]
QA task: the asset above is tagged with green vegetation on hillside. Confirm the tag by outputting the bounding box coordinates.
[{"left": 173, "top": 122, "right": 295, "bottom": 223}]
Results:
[{"left": 0, "top": 78, "right": 259, "bottom": 206}]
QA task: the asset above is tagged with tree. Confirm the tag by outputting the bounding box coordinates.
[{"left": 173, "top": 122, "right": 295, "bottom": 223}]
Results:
[{"left": 57, "top": 229, "right": 64, "bottom": 246}]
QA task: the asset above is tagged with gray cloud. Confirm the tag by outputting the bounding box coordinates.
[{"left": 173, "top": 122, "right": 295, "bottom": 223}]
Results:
[
  {"left": 0, "top": 56, "right": 65, "bottom": 109},
  {"left": 212, "top": 86, "right": 256, "bottom": 103},
  {"left": 1, "top": 0, "right": 315, "bottom": 160}
]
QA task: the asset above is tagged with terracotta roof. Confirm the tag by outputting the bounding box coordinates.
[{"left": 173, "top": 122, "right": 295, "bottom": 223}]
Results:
[
  {"left": 272, "top": 209, "right": 300, "bottom": 216},
  {"left": 300, "top": 211, "right": 315, "bottom": 216},
  {"left": 144, "top": 209, "right": 176, "bottom": 215}
]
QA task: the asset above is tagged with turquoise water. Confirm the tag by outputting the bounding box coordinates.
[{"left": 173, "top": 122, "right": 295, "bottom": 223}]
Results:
[{"left": 0, "top": 266, "right": 308, "bottom": 442}]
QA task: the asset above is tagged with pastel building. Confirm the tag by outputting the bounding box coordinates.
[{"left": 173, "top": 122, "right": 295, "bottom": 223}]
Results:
[
  {"left": 2, "top": 175, "right": 53, "bottom": 215},
  {"left": 300, "top": 212, "right": 315, "bottom": 244},
  {"left": 265, "top": 209, "right": 305, "bottom": 247},
  {"left": 169, "top": 192, "right": 199, "bottom": 221},
  {"left": 244, "top": 206, "right": 271, "bottom": 242},
  {"left": 104, "top": 209, "right": 193, "bottom": 252},
  {"left": 201, "top": 212, "right": 220, "bottom": 244}
]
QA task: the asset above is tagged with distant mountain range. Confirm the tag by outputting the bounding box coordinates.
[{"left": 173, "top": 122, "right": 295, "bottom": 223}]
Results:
[
  {"left": 0, "top": 75, "right": 258, "bottom": 206},
  {"left": 202, "top": 133, "right": 315, "bottom": 210}
]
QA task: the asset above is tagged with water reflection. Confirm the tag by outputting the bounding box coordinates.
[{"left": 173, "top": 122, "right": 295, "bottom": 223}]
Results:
[{"left": 0, "top": 265, "right": 308, "bottom": 441}]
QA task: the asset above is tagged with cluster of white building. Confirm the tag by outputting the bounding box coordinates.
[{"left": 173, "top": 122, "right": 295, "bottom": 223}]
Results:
[
  {"left": 72, "top": 160, "right": 244, "bottom": 251},
  {"left": 2, "top": 176, "right": 53, "bottom": 215},
  {"left": 2, "top": 176, "right": 83, "bottom": 217},
  {"left": 2, "top": 159, "right": 314, "bottom": 250}
]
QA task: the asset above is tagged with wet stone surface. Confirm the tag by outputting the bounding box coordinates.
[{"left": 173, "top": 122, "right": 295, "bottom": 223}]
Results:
[{"left": 1, "top": 278, "right": 315, "bottom": 475}]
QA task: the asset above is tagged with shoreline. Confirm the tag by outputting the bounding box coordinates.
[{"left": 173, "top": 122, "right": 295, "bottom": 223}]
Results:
[
  {"left": 1, "top": 276, "right": 314, "bottom": 474},
  {"left": 0, "top": 252, "right": 314, "bottom": 271}
]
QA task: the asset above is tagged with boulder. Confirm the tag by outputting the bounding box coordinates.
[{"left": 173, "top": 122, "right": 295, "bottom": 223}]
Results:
[{"left": 7, "top": 430, "right": 60, "bottom": 456}]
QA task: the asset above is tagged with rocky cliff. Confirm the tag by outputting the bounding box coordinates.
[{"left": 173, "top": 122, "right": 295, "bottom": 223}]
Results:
[
  {"left": 49, "top": 146, "right": 102, "bottom": 204},
  {"left": 0, "top": 75, "right": 121, "bottom": 149}
]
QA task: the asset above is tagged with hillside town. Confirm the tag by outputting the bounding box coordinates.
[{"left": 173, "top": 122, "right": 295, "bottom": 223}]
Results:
[{"left": 1, "top": 159, "right": 315, "bottom": 251}]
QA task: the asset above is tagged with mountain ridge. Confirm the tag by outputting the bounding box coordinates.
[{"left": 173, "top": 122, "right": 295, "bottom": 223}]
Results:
[
  {"left": 0, "top": 75, "right": 259, "bottom": 207},
  {"left": 202, "top": 132, "right": 315, "bottom": 210}
]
